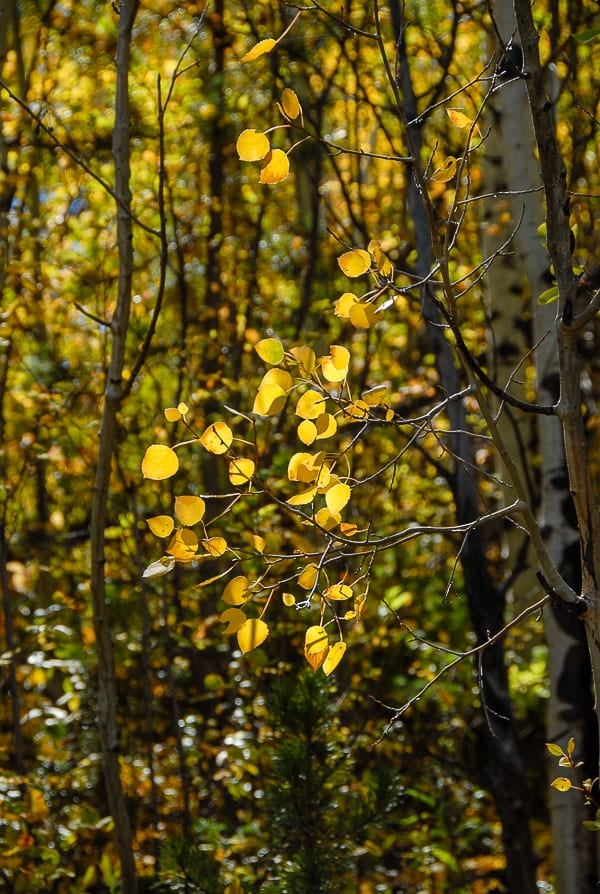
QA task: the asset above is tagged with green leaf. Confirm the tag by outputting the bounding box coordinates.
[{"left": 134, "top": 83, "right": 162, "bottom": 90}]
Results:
[{"left": 538, "top": 285, "right": 559, "bottom": 305}]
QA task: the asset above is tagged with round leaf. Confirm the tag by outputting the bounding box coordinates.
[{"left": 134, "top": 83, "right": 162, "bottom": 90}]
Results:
[
  {"left": 296, "top": 389, "right": 326, "bottom": 420},
  {"left": 281, "top": 87, "right": 301, "bottom": 120},
  {"left": 259, "top": 149, "right": 290, "bottom": 184},
  {"left": 200, "top": 421, "right": 233, "bottom": 454},
  {"left": 323, "top": 641, "right": 347, "bottom": 675},
  {"left": 236, "top": 128, "right": 270, "bottom": 162},
  {"left": 255, "top": 337, "right": 285, "bottom": 365},
  {"left": 141, "top": 444, "right": 179, "bottom": 480},
  {"left": 220, "top": 608, "right": 247, "bottom": 635},
  {"left": 146, "top": 515, "right": 175, "bottom": 538},
  {"left": 229, "top": 457, "right": 255, "bottom": 486},
  {"left": 174, "top": 495, "right": 206, "bottom": 526},
  {"left": 305, "top": 625, "right": 328, "bottom": 655},
  {"left": 325, "top": 482, "right": 351, "bottom": 514},
  {"left": 237, "top": 618, "right": 269, "bottom": 654},
  {"left": 337, "top": 249, "right": 371, "bottom": 277},
  {"left": 222, "top": 575, "right": 250, "bottom": 606}
]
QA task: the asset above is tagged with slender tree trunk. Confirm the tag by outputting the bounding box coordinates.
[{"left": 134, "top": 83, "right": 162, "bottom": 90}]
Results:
[{"left": 89, "top": 1, "right": 139, "bottom": 890}]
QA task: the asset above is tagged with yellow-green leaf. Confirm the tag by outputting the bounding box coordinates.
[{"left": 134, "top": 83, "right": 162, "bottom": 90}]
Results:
[
  {"left": 141, "top": 444, "right": 179, "bottom": 480},
  {"left": 259, "top": 149, "right": 290, "bottom": 184},
  {"left": 337, "top": 249, "right": 371, "bottom": 277},
  {"left": 305, "top": 625, "right": 328, "bottom": 654},
  {"left": 146, "top": 515, "right": 175, "bottom": 538},
  {"left": 229, "top": 457, "right": 255, "bottom": 486},
  {"left": 314, "top": 506, "right": 340, "bottom": 530},
  {"left": 538, "top": 285, "right": 559, "bottom": 305},
  {"left": 236, "top": 128, "right": 270, "bottom": 161},
  {"left": 431, "top": 156, "right": 458, "bottom": 182},
  {"left": 325, "top": 482, "right": 351, "bottom": 514},
  {"left": 174, "top": 495, "right": 206, "bottom": 526},
  {"left": 567, "top": 737, "right": 576, "bottom": 755},
  {"left": 551, "top": 777, "right": 572, "bottom": 792},
  {"left": 241, "top": 38, "right": 276, "bottom": 63},
  {"left": 220, "top": 608, "right": 247, "bottom": 635},
  {"left": 222, "top": 575, "right": 250, "bottom": 606},
  {"left": 200, "top": 421, "right": 233, "bottom": 454},
  {"left": 237, "top": 618, "right": 269, "bottom": 654},
  {"left": 280, "top": 87, "right": 302, "bottom": 120},
  {"left": 282, "top": 592, "right": 296, "bottom": 607},
  {"left": 164, "top": 407, "right": 182, "bottom": 422},
  {"left": 255, "top": 337, "right": 285, "bottom": 365},
  {"left": 546, "top": 742, "right": 565, "bottom": 757},
  {"left": 322, "top": 641, "right": 347, "bottom": 675}
]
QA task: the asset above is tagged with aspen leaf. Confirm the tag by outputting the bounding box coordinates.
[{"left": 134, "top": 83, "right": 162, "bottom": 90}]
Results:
[
  {"left": 167, "top": 528, "right": 198, "bottom": 559},
  {"left": 297, "top": 419, "right": 317, "bottom": 445},
  {"left": 551, "top": 777, "right": 572, "bottom": 792},
  {"left": 538, "top": 285, "right": 559, "bottom": 305},
  {"left": 368, "top": 239, "right": 393, "bottom": 277},
  {"left": 320, "top": 345, "right": 350, "bottom": 383},
  {"left": 314, "top": 463, "right": 332, "bottom": 489},
  {"left": 431, "top": 156, "right": 458, "bottom": 182},
  {"left": 335, "top": 292, "right": 359, "bottom": 317},
  {"left": 174, "top": 495, "right": 205, "bottom": 526},
  {"left": 298, "top": 563, "right": 319, "bottom": 590},
  {"left": 222, "top": 575, "right": 250, "bottom": 606},
  {"left": 236, "top": 129, "right": 270, "bottom": 161},
  {"left": 324, "top": 583, "right": 353, "bottom": 601},
  {"left": 447, "top": 108, "right": 474, "bottom": 128},
  {"left": 237, "top": 618, "right": 269, "bottom": 653},
  {"left": 567, "top": 737, "right": 576, "bottom": 755},
  {"left": 546, "top": 742, "right": 564, "bottom": 757},
  {"left": 280, "top": 87, "right": 302, "bottom": 120},
  {"left": 305, "top": 625, "right": 329, "bottom": 654},
  {"left": 177, "top": 401, "right": 189, "bottom": 415},
  {"left": 286, "top": 486, "right": 317, "bottom": 506},
  {"left": 142, "top": 556, "right": 176, "bottom": 579},
  {"left": 252, "top": 534, "right": 265, "bottom": 553},
  {"left": 259, "top": 149, "right": 290, "bottom": 184},
  {"left": 253, "top": 383, "right": 287, "bottom": 416},
  {"left": 344, "top": 399, "right": 370, "bottom": 420},
  {"left": 142, "top": 444, "right": 179, "bottom": 480},
  {"left": 229, "top": 458, "right": 255, "bottom": 486},
  {"left": 296, "top": 389, "right": 326, "bottom": 419},
  {"left": 200, "top": 421, "right": 233, "bottom": 454},
  {"left": 340, "top": 522, "right": 358, "bottom": 536},
  {"left": 255, "top": 337, "right": 285, "bottom": 365},
  {"left": 260, "top": 367, "right": 294, "bottom": 391},
  {"left": 220, "top": 607, "right": 247, "bottom": 634},
  {"left": 282, "top": 592, "right": 296, "bottom": 607},
  {"left": 290, "top": 345, "right": 316, "bottom": 375},
  {"left": 203, "top": 536, "right": 228, "bottom": 557},
  {"left": 314, "top": 506, "right": 340, "bottom": 530},
  {"left": 349, "top": 302, "right": 378, "bottom": 329},
  {"left": 325, "top": 482, "right": 351, "bottom": 514},
  {"left": 337, "top": 249, "right": 371, "bottom": 277},
  {"left": 241, "top": 38, "right": 277, "bottom": 63},
  {"left": 304, "top": 643, "right": 328, "bottom": 671},
  {"left": 288, "top": 452, "right": 317, "bottom": 482},
  {"left": 146, "top": 515, "right": 175, "bottom": 538},
  {"left": 165, "top": 407, "right": 182, "bottom": 422},
  {"left": 322, "top": 641, "right": 347, "bottom": 675},
  {"left": 315, "top": 413, "right": 337, "bottom": 440}
]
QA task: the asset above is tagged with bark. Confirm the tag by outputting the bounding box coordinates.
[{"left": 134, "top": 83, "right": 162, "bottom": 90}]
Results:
[
  {"left": 89, "top": 1, "right": 139, "bottom": 890},
  {"left": 391, "top": 5, "right": 538, "bottom": 889}
]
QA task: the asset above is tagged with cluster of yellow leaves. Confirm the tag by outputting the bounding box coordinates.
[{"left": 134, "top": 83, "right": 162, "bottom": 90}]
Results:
[{"left": 236, "top": 87, "right": 302, "bottom": 184}]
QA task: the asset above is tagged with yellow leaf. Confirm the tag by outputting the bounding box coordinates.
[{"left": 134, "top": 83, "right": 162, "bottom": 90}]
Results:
[
  {"left": 280, "top": 87, "right": 302, "bottom": 120},
  {"left": 362, "top": 384, "right": 389, "bottom": 406},
  {"left": 335, "top": 292, "right": 358, "bottom": 317},
  {"left": 304, "top": 643, "right": 328, "bottom": 671},
  {"left": 447, "top": 108, "right": 473, "bottom": 128},
  {"left": 296, "top": 389, "right": 326, "bottom": 420},
  {"left": 146, "top": 515, "right": 175, "bottom": 538},
  {"left": 167, "top": 528, "right": 198, "bottom": 559},
  {"left": 141, "top": 444, "right": 179, "bottom": 480},
  {"left": 255, "top": 337, "right": 285, "bottom": 365},
  {"left": 253, "top": 383, "right": 287, "bottom": 416},
  {"left": 200, "top": 421, "right": 233, "bottom": 454},
  {"left": 349, "top": 302, "right": 378, "bottom": 329},
  {"left": 287, "top": 486, "right": 317, "bottom": 506},
  {"left": 305, "top": 625, "right": 328, "bottom": 654},
  {"left": 319, "top": 344, "right": 350, "bottom": 383},
  {"left": 322, "top": 641, "right": 347, "bottom": 675},
  {"left": 252, "top": 534, "right": 265, "bottom": 553},
  {"left": 340, "top": 522, "right": 358, "bottom": 536},
  {"left": 298, "top": 563, "right": 319, "bottom": 590},
  {"left": 546, "top": 742, "right": 564, "bottom": 757},
  {"left": 325, "top": 482, "right": 351, "bottom": 514},
  {"left": 229, "top": 457, "right": 255, "bottom": 486},
  {"left": 567, "top": 737, "right": 576, "bottom": 755},
  {"left": 282, "top": 592, "right": 296, "bottom": 607},
  {"left": 551, "top": 777, "right": 572, "bottom": 792},
  {"left": 288, "top": 451, "right": 326, "bottom": 483},
  {"left": 237, "top": 618, "right": 269, "bottom": 654},
  {"left": 315, "top": 413, "right": 337, "bottom": 440},
  {"left": 241, "top": 37, "right": 277, "bottom": 63},
  {"left": 314, "top": 506, "right": 340, "bottom": 530},
  {"left": 220, "top": 607, "right": 247, "bottom": 634},
  {"left": 343, "top": 399, "right": 369, "bottom": 420},
  {"left": 297, "top": 419, "right": 317, "bottom": 445},
  {"left": 177, "top": 401, "right": 189, "bottom": 415},
  {"left": 259, "top": 149, "right": 290, "bottom": 184},
  {"left": 236, "top": 128, "right": 270, "bottom": 161},
  {"left": 337, "top": 249, "right": 371, "bottom": 277},
  {"left": 203, "top": 536, "right": 228, "bottom": 557},
  {"left": 222, "top": 575, "right": 250, "bottom": 606},
  {"left": 368, "top": 239, "right": 393, "bottom": 277},
  {"left": 260, "top": 367, "right": 294, "bottom": 391},
  {"left": 324, "top": 583, "right": 353, "bottom": 601},
  {"left": 142, "top": 556, "right": 176, "bottom": 578},
  {"left": 290, "top": 345, "right": 316, "bottom": 375},
  {"left": 431, "top": 156, "right": 458, "bottom": 182},
  {"left": 174, "top": 495, "right": 206, "bottom": 526},
  {"left": 164, "top": 407, "right": 181, "bottom": 422}
]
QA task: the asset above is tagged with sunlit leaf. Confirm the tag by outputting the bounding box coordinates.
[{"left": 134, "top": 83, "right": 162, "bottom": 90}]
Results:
[
  {"left": 282, "top": 592, "right": 296, "bottom": 607},
  {"left": 320, "top": 345, "right": 350, "bottom": 383},
  {"left": 297, "top": 419, "right": 317, "bottom": 445},
  {"left": 368, "top": 239, "right": 394, "bottom": 277},
  {"left": 253, "top": 383, "right": 287, "bottom": 416},
  {"left": 260, "top": 367, "right": 294, "bottom": 391},
  {"left": 314, "top": 506, "right": 340, "bottom": 529},
  {"left": 280, "top": 87, "right": 302, "bottom": 120},
  {"left": 142, "top": 556, "right": 176, "bottom": 579},
  {"left": 447, "top": 108, "right": 474, "bottom": 129},
  {"left": 340, "top": 522, "right": 358, "bottom": 536},
  {"left": 229, "top": 457, "right": 255, "bottom": 486},
  {"left": 337, "top": 249, "right": 371, "bottom": 277},
  {"left": 431, "top": 156, "right": 458, "bottom": 182},
  {"left": 344, "top": 399, "right": 370, "bottom": 420},
  {"left": 220, "top": 608, "right": 247, "bottom": 634},
  {"left": 551, "top": 777, "right": 572, "bottom": 792},
  {"left": 290, "top": 344, "right": 316, "bottom": 375},
  {"left": 323, "top": 641, "right": 347, "bottom": 675},
  {"left": 305, "top": 625, "right": 328, "bottom": 654},
  {"left": 325, "top": 482, "right": 351, "bottom": 514},
  {"left": 222, "top": 575, "right": 250, "bottom": 606},
  {"left": 286, "top": 486, "right": 317, "bottom": 506},
  {"left": 203, "top": 537, "right": 228, "bottom": 557},
  {"left": 335, "top": 292, "right": 359, "bottom": 317},
  {"left": 236, "top": 128, "right": 270, "bottom": 161},
  {"left": 567, "top": 737, "right": 576, "bottom": 755},
  {"left": 167, "top": 528, "right": 198, "bottom": 559},
  {"left": 174, "top": 495, "right": 206, "bottom": 526},
  {"left": 252, "top": 534, "right": 265, "bottom": 553},
  {"left": 296, "top": 389, "right": 326, "bottom": 419},
  {"left": 324, "top": 583, "right": 353, "bottom": 601},
  {"left": 237, "top": 618, "right": 269, "bottom": 653},
  {"left": 315, "top": 413, "right": 337, "bottom": 440},
  {"left": 255, "top": 337, "right": 285, "bottom": 365},
  {"left": 288, "top": 451, "right": 327, "bottom": 483},
  {"left": 304, "top": 643, "right": 328, "bottom": 671},
  {"left": 146, "top": 515, "right": 175, "bottom": 538},
  {"left": 546, "top": 742, "right": 564, "bottom": 757},
  {"left": 200, "top": 421, "right": 233, "bottom": 454},
  {"left": 298, "top": 563, "right": 319, "bottom": 590},
  {"left": 141, "top": 444, "right": 179, "bottom": 480},
  {"left": 349, "top": 302, "right": 378, "bottom": 329},
  {"left": 164, "top": 407, "right": 182, "bottom": 422},
  {"left": 259, "top": 149, "right": 290, "bottom": 184},
  {"left": 241, "top": 38, "right": 276, "bottom": 63}
]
